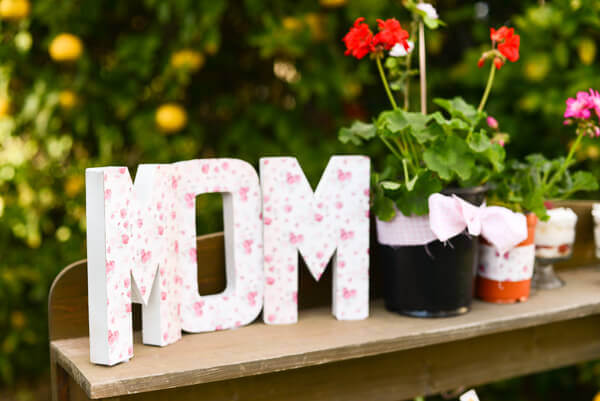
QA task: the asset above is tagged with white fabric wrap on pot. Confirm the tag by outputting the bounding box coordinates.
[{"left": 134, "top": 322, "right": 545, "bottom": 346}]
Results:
[
  {"left": 376, "top": 193, "right": 527, "bottom": 254},
  {"left": 478, "top": 242, "right": 534, "bottom": 282}
]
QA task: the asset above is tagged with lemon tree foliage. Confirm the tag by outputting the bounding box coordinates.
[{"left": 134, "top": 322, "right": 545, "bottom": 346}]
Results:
[{"left": 0, "top": 0, "right": 598, "bottom": 394}]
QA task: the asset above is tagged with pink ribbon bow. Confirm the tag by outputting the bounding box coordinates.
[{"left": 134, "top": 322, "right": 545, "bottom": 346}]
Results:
[{"left": 428, "top": 193, "right": 528, "bottom": 254}]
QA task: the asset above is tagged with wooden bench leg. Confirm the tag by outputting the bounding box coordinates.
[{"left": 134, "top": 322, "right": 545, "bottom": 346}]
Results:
[{"left": 50, "top": 348, "right": 69, "bottom": 401}]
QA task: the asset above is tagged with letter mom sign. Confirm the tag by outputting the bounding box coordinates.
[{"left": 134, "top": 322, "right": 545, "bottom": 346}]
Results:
[{"left": 86, "top": 156, "right": 370, "bottom": 365}]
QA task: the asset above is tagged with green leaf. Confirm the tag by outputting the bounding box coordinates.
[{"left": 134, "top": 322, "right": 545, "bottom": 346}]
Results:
[
  {"left": 380, "top": 180, "right": 402, "bottom": 190},
  {"left": 378, "top": 109, "right": 435, "bottom": 144},
  {"left": 434, "top": 97, "right": 483, "bottom": 125},
  {"left": 484, "top": 143, "right": 506, "bottom": 173},
  {"left": 569, "top": 171, "right": 599, "bottom": 192},
  {"left": 525, "top": 153, "right": 555, "bottom": 174},
  {"left": 467, "top": 130, "right": 492, "bottom": 152},
  {"left": 384, "top": 57, "right": 399, "bottom": 68},
  {"left": 378, "top": 109, "right": 428, "bottom": 133},
  {"left": 467, "top": 130, "right": 505, "bottom": 172},
  {"left": 423, "top": 16, "right": 440, "bottom": 29},
  {"left": 394, "top": 171, "right": 443, "bottom": 216},
  {"left": 524, "top": 190, "right": 548, "bottom": 221},
  {"left": 410, "top": 126, "right": 438, "bottom": 144},
  {"left": 338, "top": 121, "right": 376, "bottom": 145},
  {"left": 373, "top": 189, "right": 397, "bottom": 221},
  {"left": 423, "top": 135, "right": 475, "bottom": 181}
]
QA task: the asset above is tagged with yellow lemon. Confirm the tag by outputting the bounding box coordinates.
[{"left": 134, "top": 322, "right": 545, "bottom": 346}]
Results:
[
  {"left": 524, "top": 55, "right": 550, "bottom": 82},
  {"left": 59, "top": 90, "right": 78, "bottom": 110},
  {"left": 0, "top": 0, "right": 30, "bottom": 20},
  {"left": 587, "top": 145, "right": 600, "bottom": 160},
  {"left": 0, "top": 97, "right": 10, "bottom": 117},
  {"left": 593, "top": 392, "right": 600, "bottom": 401},
  {"left": 155, "top": 103, "right": 187, "bottom": 134},
  {"left": 170, "top": 49, "right": 204, "bottom": 72},
  {"left": 10, "top": 311, "right": 25, "bottom": 329},
  {"left": 49, "top": 33, "right": 83, "bottom": 62},
  {"left": 282, "top": 17, "right": 303, "bottom": 31},
  {"left": 64, "top": 175, "right": 84, "bottom": 197},
  {"left": 319, "top": 0, "right": 346, "bottom": 7},
  {"left": 578, "top": 37, "right": 596, "bottom": 66}
]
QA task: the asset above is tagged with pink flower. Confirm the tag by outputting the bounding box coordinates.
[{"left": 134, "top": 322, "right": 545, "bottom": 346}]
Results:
[
  {"left": 486, "top": 116, "right": 498, "bottom": 130},
  {"left": 587, "top": 89, "right": 600, "bottom": 117},
  {"left": 564, "top": 91, "right": 592, "bottom": 119}
]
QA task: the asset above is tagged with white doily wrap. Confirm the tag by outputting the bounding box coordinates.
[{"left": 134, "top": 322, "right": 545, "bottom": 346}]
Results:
[{"left": 377, "top": 193, "right": 528, "bottom": 254}]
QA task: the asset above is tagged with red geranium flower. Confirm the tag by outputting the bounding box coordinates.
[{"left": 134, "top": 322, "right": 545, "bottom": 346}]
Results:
[
  {"left": 372, "top": 18, "right": 409, "bottom": 51},
  {"left": 343, "top": 17, "right": 374, "bottom": 59},
  {"left": 490, "top": 26, "right": 509, "bottom": 42},
  {"left": 497, "top": 28, "right": 520, "bottom": 62},
  {"left": 493, "top": 57, "right": 504, "bottom": 69}
]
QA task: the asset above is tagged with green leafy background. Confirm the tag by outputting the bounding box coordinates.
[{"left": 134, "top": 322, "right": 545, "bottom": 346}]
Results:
[{"left": 1, "top": 0, "right": 600, "bottom": 399}]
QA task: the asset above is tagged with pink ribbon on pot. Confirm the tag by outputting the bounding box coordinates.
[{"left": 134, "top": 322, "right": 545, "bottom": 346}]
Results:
[{"left": 428, "top": 193, "right": 527, "bottom": 254}]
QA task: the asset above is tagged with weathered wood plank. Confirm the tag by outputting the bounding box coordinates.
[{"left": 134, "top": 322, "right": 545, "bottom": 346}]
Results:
[
  {"left": 52, "top": 267, "right": 600, "bottom": 399},
  {"left": 57, "top": 315, "right": 600, "bottom": 401}
]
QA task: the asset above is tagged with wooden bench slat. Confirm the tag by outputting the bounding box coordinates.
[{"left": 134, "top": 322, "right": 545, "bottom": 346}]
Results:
[{"left": 52, "top": 267, "right": 600, "bottom": 399}]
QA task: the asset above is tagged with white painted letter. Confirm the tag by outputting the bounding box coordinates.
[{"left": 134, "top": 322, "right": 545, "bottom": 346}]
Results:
[
  {"left": 175, "top": 159, "right": 263, "bottom": 332},
  {"left": 260, "top": 156, "right": 370, "bottom": 324},
  {"left": 86, "top": 165, "right": 181, "bottom": 366}
]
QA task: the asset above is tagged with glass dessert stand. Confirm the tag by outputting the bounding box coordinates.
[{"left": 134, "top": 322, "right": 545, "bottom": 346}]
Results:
[
  {"left": 531, "top": 248, "right": 572, "bottom": 290},
  {"left": 532, "top": 207, "right": 577, "bottom": 291}
]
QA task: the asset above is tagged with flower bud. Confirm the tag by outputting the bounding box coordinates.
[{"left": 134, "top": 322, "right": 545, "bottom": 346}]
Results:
[
  {"left": 493, "top": 57, "right": 504, "bottom": 69},
  {"left": 486, "top": 116, "right": 499, "bottom": 130}
]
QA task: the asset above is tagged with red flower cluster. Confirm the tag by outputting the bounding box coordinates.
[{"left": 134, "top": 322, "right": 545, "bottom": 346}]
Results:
[
  {"left": 343, "top": 17, "right": 409, "bottom": 59},
  {"left": 372, "top": 19, "right": 409, "bottom": 51},
  {"left": 342, "top": 18, "right": 373, "bottom": 59},
  {"left": 478, "top": 26, "right": 520, "bottom": 69},
  {"left": 495, "top": 27, "right": 519, "bottom": 62}
]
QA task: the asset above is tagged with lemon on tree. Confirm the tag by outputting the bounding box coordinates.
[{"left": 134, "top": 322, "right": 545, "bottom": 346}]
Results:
[
  {"left": 155, "top": 103, "right": 187, "bottom": 134},
  {"left": 319, "top": 0, "right": 346, "bottom": 8},
  {"left": 0, "top": 0, "right": 30, "bottom": 20},
  {"left": 282, "top": 16, "right": 302, "bottom": 31},
  {"left": 0, "top": 97, "right": 11, "bottom": 118},
  {"left": 170, "top": 49, "right": 204, "bottom": 72},
  {"left": 49, "top": 33, "right": 83, "bottom": 62},
  {"left": 59, "top": 90, "right": 78, "bottom": 110}
]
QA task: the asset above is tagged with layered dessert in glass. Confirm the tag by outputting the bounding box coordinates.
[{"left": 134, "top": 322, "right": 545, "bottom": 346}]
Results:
[{"left": 534, "top": 207, "right": 577, "bottom": 259}]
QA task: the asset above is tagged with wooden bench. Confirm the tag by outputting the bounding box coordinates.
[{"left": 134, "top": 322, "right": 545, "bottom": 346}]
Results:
[{"left": 49, "top": 201, "right": 600, "bottom": 401}]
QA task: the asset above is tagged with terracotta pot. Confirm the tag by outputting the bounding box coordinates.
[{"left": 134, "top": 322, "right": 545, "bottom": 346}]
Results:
[{"left": 476, "top": 213, "right": 537, "bottom": 303}]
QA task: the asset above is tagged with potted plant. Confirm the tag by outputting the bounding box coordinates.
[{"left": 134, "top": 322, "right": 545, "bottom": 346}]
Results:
[
  {"left": 339, "top": 5, "right": 527, "bottom": 317},
  {"left": 483, "top": 89, "right": 599, "bottom": 295}
]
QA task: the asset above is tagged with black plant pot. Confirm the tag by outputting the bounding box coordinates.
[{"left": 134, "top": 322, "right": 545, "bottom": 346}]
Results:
[{"left": 378, "top": 186, "right": 487, "bottom": 318}]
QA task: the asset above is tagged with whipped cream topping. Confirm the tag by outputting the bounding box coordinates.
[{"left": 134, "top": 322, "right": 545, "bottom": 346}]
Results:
[{"left": 535, "top": 207, "right": 577, "bottom": 246}]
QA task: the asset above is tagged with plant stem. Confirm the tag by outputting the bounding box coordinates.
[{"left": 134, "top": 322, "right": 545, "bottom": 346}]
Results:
[
  {"left": 478, "top": 62, "right": 496, "bottom": 112},
  {"left": 378, "top": 133, "right": 403, "bottom": 162},
  {"left": 404, "top": 21, "right": 418, "bottom": 111},
  {"left": 544, "top": 133, "right": 583, "bottom": 193},
  {"left": 418, "top": 21, "right": 427, "bottom": 114},
  {"left": 375, "top": 55, "right": 398, "bottom": 110}
]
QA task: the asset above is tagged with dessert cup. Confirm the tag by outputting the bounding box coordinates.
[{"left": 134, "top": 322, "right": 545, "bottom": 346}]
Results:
[{"left": 532, "top": 207, "right": 577, "bottom": 290}]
